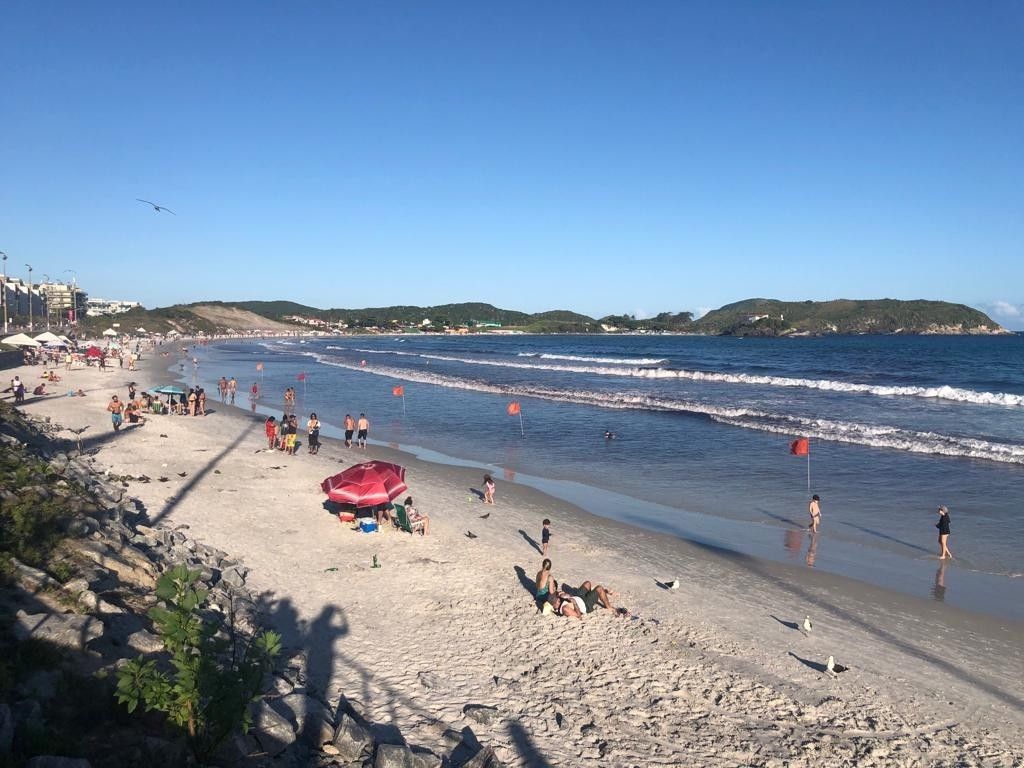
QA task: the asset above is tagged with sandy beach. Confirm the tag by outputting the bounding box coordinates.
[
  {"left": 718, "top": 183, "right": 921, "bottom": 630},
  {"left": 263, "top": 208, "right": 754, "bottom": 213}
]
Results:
[{"left": 12, "top": 352, "right": 1024, "bottom": 767}]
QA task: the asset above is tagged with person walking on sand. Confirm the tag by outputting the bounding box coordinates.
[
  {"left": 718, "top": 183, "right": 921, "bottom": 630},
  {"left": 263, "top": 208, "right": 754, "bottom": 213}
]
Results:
[
  {"left": 264, "top": 416, "right": 277, "bottom": 450},
  {"left": 107, "top": 395, "right": 124, "bottom": 431},
  {"left": 344, "top": 414, "right": 355, "bottom": 447},
  {"left": 357, "top": 413, "right": 369, "bottom": 449},
  {"left": 198, "top": 387, "right": 207, "bottom": 416},
  {"left": 808, "top": 494, "right": 821, "bottom": 533},
  {"left": 936, "top": 505, "right": 953, "bottom": 560},
  {"left": 483, "top": 474, "right": 496, "bottom": 505},
  {"left": 541, "top": 519, "right": 552, "bottom": 557},
  {"left": 218, "top": 377, "right": 228, "bottom": 403},
  {"left": 228, "top": 377, "right": 237, "bottom": 404}
]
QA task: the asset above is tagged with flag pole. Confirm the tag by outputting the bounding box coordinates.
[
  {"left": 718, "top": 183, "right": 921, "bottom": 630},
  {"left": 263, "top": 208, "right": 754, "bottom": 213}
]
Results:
[
  {"left": 807, "top": 440, "right": 811, "bottom": 492},
  {"left": 402, "top": 393, "right": 406, "bottom": 415},
  {"left": 518, "top": 409, "right": 524, "bottom": 438}
]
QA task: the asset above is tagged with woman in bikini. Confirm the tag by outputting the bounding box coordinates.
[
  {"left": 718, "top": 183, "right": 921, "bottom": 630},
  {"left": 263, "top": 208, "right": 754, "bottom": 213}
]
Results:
[{"left": 535, "top": 559, "right": 558, "bottom": 609}]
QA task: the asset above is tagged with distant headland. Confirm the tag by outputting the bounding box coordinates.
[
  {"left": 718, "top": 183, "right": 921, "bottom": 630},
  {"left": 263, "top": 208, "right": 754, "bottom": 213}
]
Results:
[{"left": 78, "top": 298, "right": 1008, "bottom": 337}]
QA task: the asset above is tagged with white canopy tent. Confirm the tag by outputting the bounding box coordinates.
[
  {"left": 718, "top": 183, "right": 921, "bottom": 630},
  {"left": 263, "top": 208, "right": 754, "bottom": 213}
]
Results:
[
  {"left": 102, "top": 328, "right": 118, "bottom": 337},
  {"left": 34, "top": 331, "right": 64, "bottom": 344},
  {"left": 2, "top": 333, "right": 41, "bottom": 348}
]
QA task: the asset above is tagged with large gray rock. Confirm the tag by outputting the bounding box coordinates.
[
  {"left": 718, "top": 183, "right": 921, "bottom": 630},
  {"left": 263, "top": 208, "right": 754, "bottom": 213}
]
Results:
[
  {"left": 275, "top": 693, "right": 332, "bottom": 745},
  {"left": 26, "top": 758, "right": 93, "bottom": 768},
  {"left": 14, "top": 611, "right": 103, "bottom": 651},
  {"left": 374, "top": 743, "right": 415, "bottom": 768},
  {"left": 332, "top": 714, "right": 374, "bottom": 762},
  {"left": 9, "top": 559, "right": 61, "bottom": 593},
  {"left": 461, "top": 747, "right": 505, "bottom": 768},
  {"left": 463, "top": 704, "right": 500, "bottom": 726},
  {"left": 220, "top": 565, "right": 248, "bottom": 588},
  {"left": 251, "top": 700, "right": 296, "bottom": 757}
]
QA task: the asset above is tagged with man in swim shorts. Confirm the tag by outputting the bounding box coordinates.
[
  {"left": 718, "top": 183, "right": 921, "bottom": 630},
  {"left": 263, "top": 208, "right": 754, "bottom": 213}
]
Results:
[
  {"left": 357, "top": 413, "right": 369, "bottom": 449},
  {"left": 344, "top": 414, "right": 355, "bottom": 447},
  {"left": 808, "top": 494, "right": 822, "bottom": 533},
  {"left": 107, "top": 395, "right": 124, "bottom": 431}
]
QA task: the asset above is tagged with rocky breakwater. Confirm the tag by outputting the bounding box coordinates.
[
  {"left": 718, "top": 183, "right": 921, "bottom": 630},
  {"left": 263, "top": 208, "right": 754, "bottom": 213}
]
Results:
[{"left": 1, "top": 406, "right": 503, "bottom": 768}]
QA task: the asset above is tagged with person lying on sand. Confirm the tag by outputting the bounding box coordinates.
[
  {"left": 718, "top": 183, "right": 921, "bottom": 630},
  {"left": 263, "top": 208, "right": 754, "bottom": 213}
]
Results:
[{"left": 551, "top": 581, "right": 624, "bottom": 619}]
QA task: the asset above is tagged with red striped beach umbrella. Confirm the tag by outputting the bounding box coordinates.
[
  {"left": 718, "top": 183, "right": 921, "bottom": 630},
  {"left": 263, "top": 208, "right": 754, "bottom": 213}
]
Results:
[{"left": 320, "top": 461, "right": 408, "bottom": 507}]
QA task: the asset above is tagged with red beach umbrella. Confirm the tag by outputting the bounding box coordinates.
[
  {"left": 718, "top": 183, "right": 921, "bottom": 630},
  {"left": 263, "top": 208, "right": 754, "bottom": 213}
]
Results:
[
  {"left": 320, "top": 461, "right": 408, "bottom": 507},
  {"left": 85, "top": 346, "right": 103, "bottom": 358}
]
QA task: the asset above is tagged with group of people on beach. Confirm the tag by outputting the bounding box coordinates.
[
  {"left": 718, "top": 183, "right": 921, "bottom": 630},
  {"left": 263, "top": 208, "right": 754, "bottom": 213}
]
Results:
[
  {"left": 807, "top": 494, "right": 954, "bottom": 560},
  {"left": 264, "top": 413, "right": 321, "bottom": 456},
  {"left": 217, "top": 376, "right": 238, "bottom": 405},
  {"left": 534, "top": 558, "right": 625, "bottom": 619}
]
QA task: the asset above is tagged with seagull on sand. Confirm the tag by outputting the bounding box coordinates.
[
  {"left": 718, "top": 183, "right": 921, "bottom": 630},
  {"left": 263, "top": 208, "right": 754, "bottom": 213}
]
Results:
[
  {"left": 479, "top": 512, "right": 490, "bottom": 520},
  {"left": 826, "top": 655, "right": 849, "bottom": 677},
  {"left": 802, "top": 615, "right": 813, "bottom": 635},
  {"left": 668, "top": 579, "right": 680, "bottom": 590},
  {"left": 136, "top": 198, "right": 176, "bottom": 215}
]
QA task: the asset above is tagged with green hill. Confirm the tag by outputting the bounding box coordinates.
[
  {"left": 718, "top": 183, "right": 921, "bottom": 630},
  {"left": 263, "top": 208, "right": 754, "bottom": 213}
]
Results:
[
  {"left": 693, "top": 298, "right": 1002, "bottom": 336},
  {"left": 75, "top": 298, "right": 1003, "bottom": 337}
]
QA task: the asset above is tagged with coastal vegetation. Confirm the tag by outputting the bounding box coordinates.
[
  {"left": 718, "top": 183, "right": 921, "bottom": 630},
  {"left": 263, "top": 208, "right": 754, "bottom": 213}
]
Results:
[{"left": 76, "top": 298, "right": 1004, "bottom": 337}]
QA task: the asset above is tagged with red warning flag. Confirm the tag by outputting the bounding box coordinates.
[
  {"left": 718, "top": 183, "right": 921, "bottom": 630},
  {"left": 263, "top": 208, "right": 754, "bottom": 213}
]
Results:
[
  {"left": 507, "top": 401, "right": 521, "bottom": 416},
  {"left": 392, "top": 386, "right": 404, "bottom": 397},
  {"left": 297, "top": 373, "right": 306, "bottom": 382},
  {"left": 790, "top": 438, "right": 809, "bottom": 456},
  {"left": 256, "top": 362, "right": 264, "bottom": 371}
]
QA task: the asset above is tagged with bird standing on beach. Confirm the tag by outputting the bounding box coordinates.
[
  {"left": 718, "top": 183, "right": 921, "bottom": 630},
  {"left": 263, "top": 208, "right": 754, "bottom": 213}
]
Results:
[
  {"left": 668, "top": 579, "right": 680, "bottom": 590},
  {"left": 826, "top": 655, "right": 849, "bottom": 677},
  {"left": 136, "top": 198, "right": 176, "bottom": 215},
  {"left": 466, "top": 531, "right": 478, "bottom": 539},
  {"left": 802, "top": 615, "right": 813, "bottom": 635}
]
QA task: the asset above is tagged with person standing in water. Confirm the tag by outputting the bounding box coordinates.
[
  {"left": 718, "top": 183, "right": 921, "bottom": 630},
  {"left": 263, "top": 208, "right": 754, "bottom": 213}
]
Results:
[
  {"left": 808, "top": 494, "right": 821, "bottom": 533},
  {"left": 356, "top": 413, "right": 370, "bottom": 450},
  {"left": 936, "top": 505, "right": 953, "bottom": 560}
]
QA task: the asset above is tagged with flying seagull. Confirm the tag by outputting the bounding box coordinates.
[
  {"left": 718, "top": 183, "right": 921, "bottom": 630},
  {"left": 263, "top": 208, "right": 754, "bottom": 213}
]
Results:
[
  {"left": 802, "top": 615, "right": 813, "bottom": 635},
  {"left": 136, "top": 198, "right": 176, "bottom": 215}
]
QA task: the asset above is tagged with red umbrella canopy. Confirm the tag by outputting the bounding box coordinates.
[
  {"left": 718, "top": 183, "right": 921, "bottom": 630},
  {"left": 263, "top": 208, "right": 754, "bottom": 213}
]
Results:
[
  {"left": 321, "top": 461, "right": 408, "bottom": 507},
  {"left": 85, "top": 346, "right": 103, "bottom": 358}
]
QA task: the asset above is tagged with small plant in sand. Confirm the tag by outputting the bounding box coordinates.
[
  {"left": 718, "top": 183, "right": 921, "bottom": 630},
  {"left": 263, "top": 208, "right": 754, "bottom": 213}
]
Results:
[{"left": 115, "top": 564, "right": 281, "bottom": 761}]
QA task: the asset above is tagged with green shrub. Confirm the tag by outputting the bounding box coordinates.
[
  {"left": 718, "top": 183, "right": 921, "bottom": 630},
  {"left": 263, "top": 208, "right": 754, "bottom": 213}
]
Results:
[{"left": 115, "top": 565, "right": 281, "bottom": 761}]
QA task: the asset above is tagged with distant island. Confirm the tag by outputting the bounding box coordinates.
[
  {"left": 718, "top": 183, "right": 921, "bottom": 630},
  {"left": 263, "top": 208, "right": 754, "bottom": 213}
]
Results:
[{"left": 78, "top": 298, "right": 1007, "bottom": 337}]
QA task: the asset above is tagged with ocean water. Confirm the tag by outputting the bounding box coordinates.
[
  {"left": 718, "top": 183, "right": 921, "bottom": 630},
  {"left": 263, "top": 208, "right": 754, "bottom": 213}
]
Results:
[{"left": 182, "top": 334, "right": 1024, "bottom": 620}]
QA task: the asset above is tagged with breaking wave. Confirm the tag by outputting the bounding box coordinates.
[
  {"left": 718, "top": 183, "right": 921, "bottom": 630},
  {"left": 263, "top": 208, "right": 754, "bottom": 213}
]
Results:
[
  {"left": 305, "top": 351, "right": 1024, "bottom": 465},
  {"left": 516, "top": 352, "right": 669, "bottom": 365}
]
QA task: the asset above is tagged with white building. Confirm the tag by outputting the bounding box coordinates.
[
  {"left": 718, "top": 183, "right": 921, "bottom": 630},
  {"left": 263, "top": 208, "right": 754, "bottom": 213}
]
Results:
[{"left": 86, "top": 298, "right": 141, "bottom": 316}]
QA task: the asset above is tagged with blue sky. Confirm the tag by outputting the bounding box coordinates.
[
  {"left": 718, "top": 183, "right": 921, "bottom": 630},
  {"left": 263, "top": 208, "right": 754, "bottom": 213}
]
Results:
[{"left": 2, "top": 2, "right": 1022, "bottom": 327}]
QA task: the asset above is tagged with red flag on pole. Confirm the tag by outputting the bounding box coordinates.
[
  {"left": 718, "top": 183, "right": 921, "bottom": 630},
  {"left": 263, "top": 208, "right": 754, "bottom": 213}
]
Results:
[
  {"left": 256, "top": 362, "right": 264, "bottom": 371},
  {"left": 790, "top": 438, "right": 809, "bottom": 456},
  {"left": 297, "top": 373, "right": 306, "bottom": 382},
  {"left": 392, "top": 385, "right": 404, "bottom": 396},
  {"left": 507, "top": 401, "right": 521, "bottom": 416}
]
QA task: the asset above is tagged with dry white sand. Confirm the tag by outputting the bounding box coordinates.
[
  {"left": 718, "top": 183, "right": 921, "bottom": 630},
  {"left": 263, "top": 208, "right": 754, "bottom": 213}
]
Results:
[{"left": 13, "top": 356, "right": 1024, "bottom": 767}]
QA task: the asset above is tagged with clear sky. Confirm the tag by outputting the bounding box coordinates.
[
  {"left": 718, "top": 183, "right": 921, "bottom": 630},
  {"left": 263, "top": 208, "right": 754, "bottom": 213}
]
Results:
[{"left": 2, "top": 2, "right": 1022, "bottom": 327}]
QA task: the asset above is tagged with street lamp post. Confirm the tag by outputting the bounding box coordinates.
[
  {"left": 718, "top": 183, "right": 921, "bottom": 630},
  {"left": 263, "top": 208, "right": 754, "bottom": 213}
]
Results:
[
  {"left": 42, "top": 274, "right": 51, "bottom": 330},
  {"left": 64, "top": 269, "right": 77, "bottom": 326},
  {"left": 25, "top": 264, "right": 33, "bottom": 332},
  {"left": 1, "top": 251, "right": 7, "bottom": 335}
]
